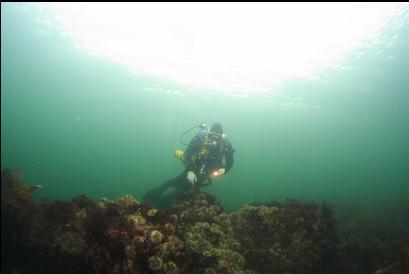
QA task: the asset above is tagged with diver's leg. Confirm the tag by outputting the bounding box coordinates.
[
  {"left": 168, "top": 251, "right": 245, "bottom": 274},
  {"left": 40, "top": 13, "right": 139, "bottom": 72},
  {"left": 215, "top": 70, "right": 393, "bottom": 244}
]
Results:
[
  {"left": 154, "top": 172, "right": 192, "bottom": 209},
  {"left": 142, "top": 171, "right": 187, "bottom": 204},
  {"left": 159, "top": 177, "right": 207, "bottom": 209},
  {"left": 142, "top": 179, "right": 174, "bottom": 204}
]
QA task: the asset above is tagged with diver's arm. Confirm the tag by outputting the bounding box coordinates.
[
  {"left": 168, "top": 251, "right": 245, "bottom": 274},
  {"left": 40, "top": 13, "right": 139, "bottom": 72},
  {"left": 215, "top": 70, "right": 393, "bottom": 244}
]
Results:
[
  {"left": 183, "top": 135, "right": 203, "bottom": 171},
  {"left": 200, "top": 180, "right": 212, "bottom": 188},
  {"left": 224, "top": 140, "right": 235, "bottom": 174}
]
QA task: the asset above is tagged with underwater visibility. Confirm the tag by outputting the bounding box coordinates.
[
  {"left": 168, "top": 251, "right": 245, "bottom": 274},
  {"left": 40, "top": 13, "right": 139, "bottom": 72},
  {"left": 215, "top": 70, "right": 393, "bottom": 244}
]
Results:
[{"left": 1, "top": 3, "right": 409, "bottom": 274}]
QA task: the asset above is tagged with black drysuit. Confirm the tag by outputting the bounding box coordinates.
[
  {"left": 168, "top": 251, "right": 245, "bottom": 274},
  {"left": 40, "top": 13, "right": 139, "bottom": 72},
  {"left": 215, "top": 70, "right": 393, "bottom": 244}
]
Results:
[{"left": 143, "top": 130, "right": 234, "bottom": 209}]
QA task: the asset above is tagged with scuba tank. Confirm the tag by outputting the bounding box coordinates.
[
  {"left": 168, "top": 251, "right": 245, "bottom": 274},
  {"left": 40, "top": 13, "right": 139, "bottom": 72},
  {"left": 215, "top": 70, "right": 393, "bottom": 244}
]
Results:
[
  {"left": 175, "top": 123, "right": 226, "bottom": 163},
  {"left": 178, "top": 123, "right": 208, "bottom": 146},
  {"left": 174, "top": 123, "right": 205, "bottom": 161}
]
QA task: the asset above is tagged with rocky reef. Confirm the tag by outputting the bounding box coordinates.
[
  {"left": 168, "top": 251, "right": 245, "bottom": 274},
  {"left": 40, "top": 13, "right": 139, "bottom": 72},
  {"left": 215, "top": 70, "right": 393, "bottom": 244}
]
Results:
[
  {"left": 1, "top": 168, "right": 408, "bottom": 274},
  {"left": 230, "top": 199, "right": 338, "bottom": 274}
]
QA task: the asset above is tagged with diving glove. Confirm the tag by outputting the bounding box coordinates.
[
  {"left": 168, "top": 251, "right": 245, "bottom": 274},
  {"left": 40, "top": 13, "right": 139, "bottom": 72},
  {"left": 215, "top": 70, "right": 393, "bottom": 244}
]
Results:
[
  {"left": 187, "top": 171, "right": 197, "bottom": 185},
  {"left": 218, "top": 168, "right": 226, "bottom": 175},
  {"left": 174, "top": 150, "right": 184, "bottom": 160},
  {"left": 209, "top": 168, "right": 226, "bottom": 181}
]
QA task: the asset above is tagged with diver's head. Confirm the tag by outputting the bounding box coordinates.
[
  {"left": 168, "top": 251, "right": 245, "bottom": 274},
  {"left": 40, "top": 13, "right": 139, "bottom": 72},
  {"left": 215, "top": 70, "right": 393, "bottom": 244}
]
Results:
[{"left": 209, "top": 123, "right": 224, "bottom": 139}]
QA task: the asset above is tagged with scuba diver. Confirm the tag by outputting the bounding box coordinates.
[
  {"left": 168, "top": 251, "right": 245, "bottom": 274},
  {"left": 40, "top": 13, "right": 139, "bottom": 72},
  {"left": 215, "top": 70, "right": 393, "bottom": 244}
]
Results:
[{"left": 142, "top": 122, "right": 235, "bottom": 209}]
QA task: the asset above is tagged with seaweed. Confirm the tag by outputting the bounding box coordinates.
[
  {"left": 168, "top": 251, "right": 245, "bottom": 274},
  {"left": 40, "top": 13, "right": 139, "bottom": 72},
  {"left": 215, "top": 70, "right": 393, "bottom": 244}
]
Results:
[{"left": 1, "top": 168, "right": 408, "bottom": 274}]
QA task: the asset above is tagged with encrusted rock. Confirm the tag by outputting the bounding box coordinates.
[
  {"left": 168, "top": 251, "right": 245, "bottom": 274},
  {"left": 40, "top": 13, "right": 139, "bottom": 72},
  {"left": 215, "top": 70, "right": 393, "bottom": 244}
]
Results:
[
  {"left": 127, "top": 214, "right": 146, "bottom": 225},
  {"left": 74, "top": 208, "right": 87, "bottom": 219},
  {"left": 163, "top": 261, "right": 179, "bottom": 274},
  {"left": 148, "top": 256, "right": 163, "bottom": 271},
  {"left": 164, "top": 223, "right": 175, "bottom": 234},
  {"left": 147, "top": 208, "right": 158, "bottom": 217},
  {"left": 96, "top": 197, "right": 111, "bottom": 209},
  {"left": 116, "top": 194, "right": 139, "bottom": 208},
  {"left": 150, "top": 230, "right": 164, "bottom": 244}
]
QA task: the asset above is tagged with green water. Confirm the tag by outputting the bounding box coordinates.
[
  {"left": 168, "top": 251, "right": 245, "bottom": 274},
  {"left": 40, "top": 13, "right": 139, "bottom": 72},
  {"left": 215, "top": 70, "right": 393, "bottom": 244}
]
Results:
[{"left": 1, "top": 3, "right": 408, "bottom": 213}]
